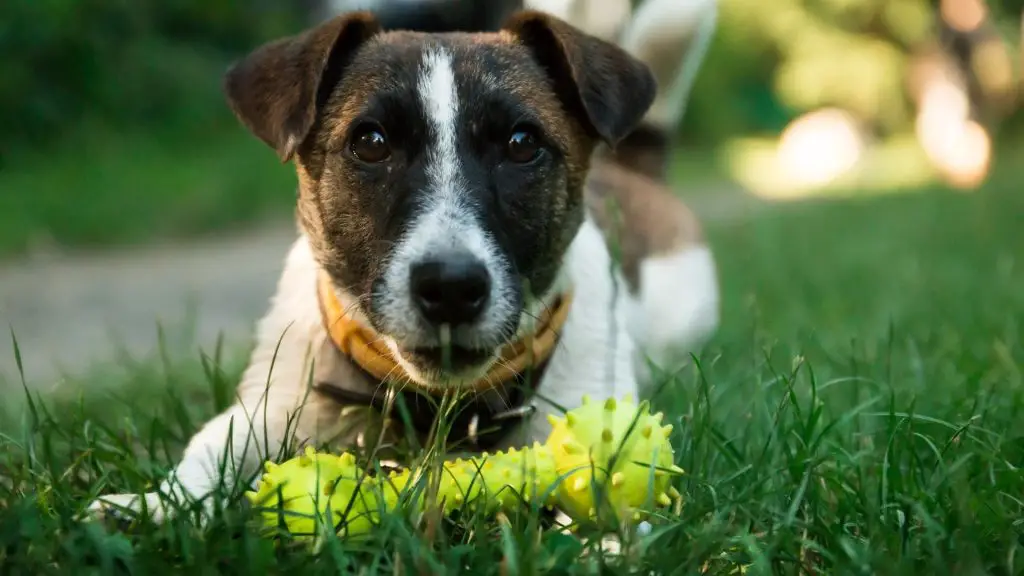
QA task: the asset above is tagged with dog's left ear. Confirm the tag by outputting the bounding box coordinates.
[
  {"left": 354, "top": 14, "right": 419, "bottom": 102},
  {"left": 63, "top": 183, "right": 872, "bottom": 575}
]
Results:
[
  {"left": 503, "top": 10, "right": 656, "bottom": 146},
  {"left": 223, "top": 12, "right": 382, "bottom": 161}
]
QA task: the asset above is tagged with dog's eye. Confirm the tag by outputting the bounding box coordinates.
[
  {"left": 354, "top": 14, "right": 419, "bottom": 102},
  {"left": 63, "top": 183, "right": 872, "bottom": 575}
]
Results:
[
  {"left": 507, "top": 127, "right": 541, "bottom": 164},
  {"left": 350, "top": 124, "right": 390, "bottom": 163}
]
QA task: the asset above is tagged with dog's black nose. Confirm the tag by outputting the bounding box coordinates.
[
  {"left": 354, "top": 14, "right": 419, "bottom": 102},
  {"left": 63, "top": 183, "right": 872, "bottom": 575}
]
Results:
[{"left": 410, "top": 254, "right": 491, "bottom": 325}]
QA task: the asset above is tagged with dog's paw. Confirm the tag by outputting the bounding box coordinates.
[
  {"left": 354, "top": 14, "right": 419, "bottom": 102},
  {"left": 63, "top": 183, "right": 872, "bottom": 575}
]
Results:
[{"left": 83, "top": 492, "right": 169, "bottom": 526}]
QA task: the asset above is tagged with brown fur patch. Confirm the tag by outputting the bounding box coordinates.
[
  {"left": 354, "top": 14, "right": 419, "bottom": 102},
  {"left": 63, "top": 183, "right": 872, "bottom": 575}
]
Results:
[
  {"left": 503, "top": 10, "right": 656, "bottom": 146},
  {"left": 585, "top": 159, "right": 704, "bottom": 292},
  {"left": 223, "top": 12, "right": 382, "bottom": 161}
]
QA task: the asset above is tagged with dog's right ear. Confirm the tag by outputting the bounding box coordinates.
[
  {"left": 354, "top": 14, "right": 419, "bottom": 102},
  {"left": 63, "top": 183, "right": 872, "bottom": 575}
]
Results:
[
  {"left": 224, "top": 12, "right": 381, "bottom": 162},
  {"left": 503, "top": 10, "right": 656, "bottom": 147}
]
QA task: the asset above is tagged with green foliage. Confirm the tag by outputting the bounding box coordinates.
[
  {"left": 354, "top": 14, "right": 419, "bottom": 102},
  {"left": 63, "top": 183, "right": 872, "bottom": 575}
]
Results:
[
  {"left": 683, "top": 0, "right": 1023, "bottom": 143},
  {"left": 0, "top": 0, "right": 308, "bottom": 149}
]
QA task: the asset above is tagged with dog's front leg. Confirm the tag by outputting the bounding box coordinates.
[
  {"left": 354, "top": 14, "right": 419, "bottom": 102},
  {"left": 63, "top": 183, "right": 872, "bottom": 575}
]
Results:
[{"left": 86, "top": 326, "right": 340, "bottom": 525}]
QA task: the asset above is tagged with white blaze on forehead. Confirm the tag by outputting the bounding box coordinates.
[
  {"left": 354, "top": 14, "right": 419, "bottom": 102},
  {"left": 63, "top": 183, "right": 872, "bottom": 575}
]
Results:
[
  {"left": 373, "top": 46, "right": 517, "bottom": 363},
  {"left": 419, "top": 47, "right": 460, "bottom": 201},
  {"left": 409, "top": 45, "right": 492, "bottom": 270},
  {"left": 410, "top": 47, "right": 475, "bottom": 247}
]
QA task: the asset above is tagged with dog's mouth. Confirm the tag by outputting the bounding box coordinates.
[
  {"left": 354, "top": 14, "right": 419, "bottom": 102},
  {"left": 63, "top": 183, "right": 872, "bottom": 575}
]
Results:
[{"left": 403, "top": 345, "right": 497, "bottom": 377}]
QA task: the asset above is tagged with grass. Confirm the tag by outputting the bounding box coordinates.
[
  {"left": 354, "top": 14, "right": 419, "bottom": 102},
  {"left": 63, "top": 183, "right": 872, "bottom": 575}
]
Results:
[{"left": 2, "top": 163, "right": 1024, "bottom": 573}]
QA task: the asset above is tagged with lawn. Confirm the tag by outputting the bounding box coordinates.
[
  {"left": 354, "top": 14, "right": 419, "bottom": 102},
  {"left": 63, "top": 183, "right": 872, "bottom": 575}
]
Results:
[{"left": 1, "top": 163, "right": 1023, "bottom": 573}]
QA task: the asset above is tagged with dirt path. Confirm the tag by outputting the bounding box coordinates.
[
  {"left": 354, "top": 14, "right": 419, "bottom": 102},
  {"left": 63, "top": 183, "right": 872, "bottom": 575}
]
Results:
[
  {"left": 0, "top": 185, "right": 766, "bottom": 392},
  {"left": 0, "top": 224, "right": 298, "bottom": 391}
]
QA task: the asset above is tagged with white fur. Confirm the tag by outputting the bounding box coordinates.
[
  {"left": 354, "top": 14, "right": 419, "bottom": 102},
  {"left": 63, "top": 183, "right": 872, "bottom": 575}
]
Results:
[
  {"left": 525, "top": 218, "right": 639, "bottom": 439},
  {"left": 626, "top": 245, "right": 720, "bottom": 385},
  {"left": 419, "top": 48, "right": 459, "bottom": 199}
]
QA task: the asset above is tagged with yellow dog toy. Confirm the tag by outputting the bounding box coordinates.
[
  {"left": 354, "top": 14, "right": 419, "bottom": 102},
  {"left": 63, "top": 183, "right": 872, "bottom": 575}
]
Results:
[{"left": 245, "top": 395, "right": 683, "bottom": 539}]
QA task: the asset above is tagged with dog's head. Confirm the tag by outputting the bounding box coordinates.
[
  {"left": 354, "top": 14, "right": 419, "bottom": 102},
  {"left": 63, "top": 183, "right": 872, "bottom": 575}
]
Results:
[{"left": 224, "top": 10, "right": 655, "bottom": 386}]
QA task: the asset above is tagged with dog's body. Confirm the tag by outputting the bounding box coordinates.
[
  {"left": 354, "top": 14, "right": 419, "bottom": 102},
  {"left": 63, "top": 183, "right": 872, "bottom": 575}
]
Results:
[{"left": 88, "top": 4, "right": 719, "bottom": 523}]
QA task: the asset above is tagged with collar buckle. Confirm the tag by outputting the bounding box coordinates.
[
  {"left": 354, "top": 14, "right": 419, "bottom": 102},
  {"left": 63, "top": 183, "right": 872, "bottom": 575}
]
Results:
[
  {"left": 492, "top": 402, "right": 537, "bottom": 421},
  {"left": 465, "top": 402, "right": 537, "bottom": 447}
]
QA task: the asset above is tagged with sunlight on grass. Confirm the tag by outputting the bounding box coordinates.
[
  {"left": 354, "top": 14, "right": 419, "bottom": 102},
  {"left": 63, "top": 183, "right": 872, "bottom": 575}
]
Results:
[{"left": 721, "top": 132, "right": 959, "bottom": 201}]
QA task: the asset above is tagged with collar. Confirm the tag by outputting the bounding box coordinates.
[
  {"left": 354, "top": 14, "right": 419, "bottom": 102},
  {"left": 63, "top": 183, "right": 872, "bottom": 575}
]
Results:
[
  {"left": 316, "top": 270, "right": 572, "bottom": 394},
  {"left": 314, "top": 271, "right": 573, "bottom": 450}
]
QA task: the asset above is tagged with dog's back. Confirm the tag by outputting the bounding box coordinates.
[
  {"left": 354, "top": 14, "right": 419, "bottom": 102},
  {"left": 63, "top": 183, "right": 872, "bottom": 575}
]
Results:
[{"left": 525, "top": 0, "right": 721, "bottom": 380}]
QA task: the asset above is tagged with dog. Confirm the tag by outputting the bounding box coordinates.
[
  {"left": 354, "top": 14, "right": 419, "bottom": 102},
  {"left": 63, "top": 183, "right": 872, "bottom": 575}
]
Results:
[{"left": 86, "top": 6, "right": 720, "bottom": 525}]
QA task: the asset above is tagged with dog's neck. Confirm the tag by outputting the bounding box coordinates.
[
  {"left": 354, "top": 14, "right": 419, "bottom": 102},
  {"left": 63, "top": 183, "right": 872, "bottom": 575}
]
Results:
[{"left": 316, "top": 268, "right": 574, "bottom": 394}]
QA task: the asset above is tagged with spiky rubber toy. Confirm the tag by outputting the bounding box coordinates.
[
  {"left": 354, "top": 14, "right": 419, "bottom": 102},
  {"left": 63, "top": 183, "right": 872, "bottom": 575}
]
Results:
[
  {"left": 246, "top": 395, "right": 682, "bottom": 540},
  {"left": 381, "top": 440, "right": 560, "bottom": 514},
  {"left": 245, "top": 448, "right": 381, "bottom": 538},
  {"left": 546, "top": 395, "right": 682, "bottom": 522}
]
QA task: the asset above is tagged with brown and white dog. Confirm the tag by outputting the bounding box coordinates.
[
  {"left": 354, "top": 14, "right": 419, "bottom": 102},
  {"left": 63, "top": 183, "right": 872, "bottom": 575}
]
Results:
[{"left": 87, "top": 6, "right": 719, "bottom": 524}]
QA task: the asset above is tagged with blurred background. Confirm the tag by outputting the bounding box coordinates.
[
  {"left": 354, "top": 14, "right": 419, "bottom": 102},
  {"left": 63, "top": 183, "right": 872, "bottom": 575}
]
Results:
[{"left": 0, "top": 0, "right": 1021, "bottom": 389}]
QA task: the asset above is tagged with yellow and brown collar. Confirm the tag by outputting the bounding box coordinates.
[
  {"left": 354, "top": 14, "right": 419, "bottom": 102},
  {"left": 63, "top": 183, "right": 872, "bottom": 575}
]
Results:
[{"left": 313, "top": 271, "right": 572, "bottom": 448}]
